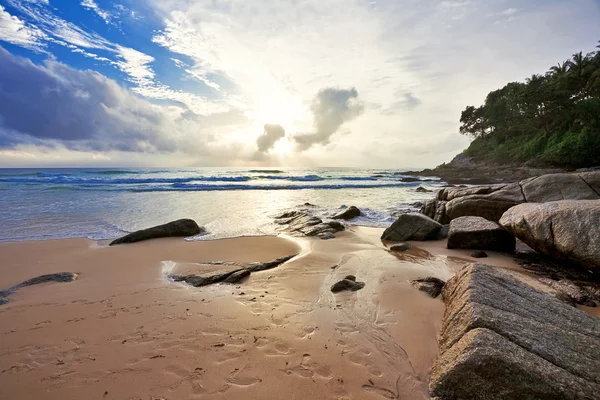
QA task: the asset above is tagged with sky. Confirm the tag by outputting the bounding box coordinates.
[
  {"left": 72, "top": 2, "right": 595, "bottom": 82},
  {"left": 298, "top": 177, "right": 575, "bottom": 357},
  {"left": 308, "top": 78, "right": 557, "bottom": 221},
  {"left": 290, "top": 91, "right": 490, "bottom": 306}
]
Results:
[{"left": 0, "top": 0, "right": 599, "bottom": 168}]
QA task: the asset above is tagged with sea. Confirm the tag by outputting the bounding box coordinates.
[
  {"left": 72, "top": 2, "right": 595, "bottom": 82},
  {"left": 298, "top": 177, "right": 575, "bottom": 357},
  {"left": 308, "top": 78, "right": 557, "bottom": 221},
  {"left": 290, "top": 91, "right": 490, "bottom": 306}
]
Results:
[{"left": 0, "top": 168, "right": 445, "bottom": 242}]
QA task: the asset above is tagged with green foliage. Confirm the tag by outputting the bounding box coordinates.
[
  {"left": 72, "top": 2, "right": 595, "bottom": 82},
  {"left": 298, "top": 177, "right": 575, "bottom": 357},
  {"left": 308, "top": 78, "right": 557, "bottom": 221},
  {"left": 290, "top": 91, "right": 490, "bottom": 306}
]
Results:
[{"left": 460, "top": 41, "right": 600, "bottom": 168}]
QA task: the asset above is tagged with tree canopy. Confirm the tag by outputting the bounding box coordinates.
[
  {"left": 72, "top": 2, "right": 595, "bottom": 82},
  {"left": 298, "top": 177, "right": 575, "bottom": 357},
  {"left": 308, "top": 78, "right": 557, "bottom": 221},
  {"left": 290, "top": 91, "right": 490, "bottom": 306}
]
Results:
[{"left": 460, "top": 41, "right": 600, "bottom": 168}]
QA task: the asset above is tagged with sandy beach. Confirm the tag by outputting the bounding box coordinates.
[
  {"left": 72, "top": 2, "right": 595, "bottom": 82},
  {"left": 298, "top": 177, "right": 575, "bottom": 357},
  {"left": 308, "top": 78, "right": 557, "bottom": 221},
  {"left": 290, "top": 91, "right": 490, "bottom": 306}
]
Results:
[{"left": 0, "top": 228, "right": 535, "bottom": 400}]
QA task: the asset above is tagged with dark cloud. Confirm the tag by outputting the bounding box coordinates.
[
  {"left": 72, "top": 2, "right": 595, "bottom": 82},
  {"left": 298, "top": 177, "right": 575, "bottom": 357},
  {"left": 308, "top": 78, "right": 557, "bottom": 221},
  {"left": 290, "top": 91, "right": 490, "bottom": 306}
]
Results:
[
  {"left": 382, "top": 91, "right": 422, "bottom": 115},
  {"left": 0, "top": 47, "right": 246, "bottom": 156},
  {"left": 256, "top": 123, "right": 285, "bottom": 153},
  {"left": 293, "top": 87, "right": 364, "bottom": 150}
]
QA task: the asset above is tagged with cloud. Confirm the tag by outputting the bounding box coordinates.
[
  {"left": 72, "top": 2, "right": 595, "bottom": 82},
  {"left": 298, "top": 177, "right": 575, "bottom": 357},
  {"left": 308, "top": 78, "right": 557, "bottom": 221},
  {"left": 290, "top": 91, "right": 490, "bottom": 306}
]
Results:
[
  {"left": 0, "top": 46, "right": 245, "bottom": 158},
  {"left": 256, "top": 124, "right": 285, "bottom": 153},
  {"left": 80, "top": 0, "right": 113, "bottom": 25},
  {"left": 0, "top": 5, "right": 47, "bottom": 51},
  {"left": 293, "top": 87, "right": 364, "bottom": 150}
]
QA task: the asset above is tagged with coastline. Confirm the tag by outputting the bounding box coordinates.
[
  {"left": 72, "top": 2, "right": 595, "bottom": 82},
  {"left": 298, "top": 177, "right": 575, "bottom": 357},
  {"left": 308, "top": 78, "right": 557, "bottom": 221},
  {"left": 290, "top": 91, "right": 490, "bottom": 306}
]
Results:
[{"left": 0, "top": 228, "right": 530, "bottom": 400}]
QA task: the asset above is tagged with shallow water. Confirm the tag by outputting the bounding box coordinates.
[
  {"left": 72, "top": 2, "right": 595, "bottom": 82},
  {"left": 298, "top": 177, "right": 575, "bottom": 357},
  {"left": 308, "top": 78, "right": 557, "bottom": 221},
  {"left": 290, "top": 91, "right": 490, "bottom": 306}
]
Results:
[{"left": 0, "top": 167, "right": 444, "bottom": 241}]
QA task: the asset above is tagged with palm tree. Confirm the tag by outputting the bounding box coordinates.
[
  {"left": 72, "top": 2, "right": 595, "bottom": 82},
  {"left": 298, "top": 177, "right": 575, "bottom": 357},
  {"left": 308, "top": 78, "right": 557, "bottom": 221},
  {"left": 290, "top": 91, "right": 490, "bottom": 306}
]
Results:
[{"left": 549, "top": 61, "right": 570, "bottom": 76}]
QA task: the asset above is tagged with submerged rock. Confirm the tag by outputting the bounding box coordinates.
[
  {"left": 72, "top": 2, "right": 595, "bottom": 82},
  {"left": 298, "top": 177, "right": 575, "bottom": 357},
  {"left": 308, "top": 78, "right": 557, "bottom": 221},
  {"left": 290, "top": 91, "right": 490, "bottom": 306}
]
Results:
[
  {"left": 416, "top": 186, "right": 433, "bottom": 193},
  {"left": 223, "top": 269, "right": 251, "bottom": 284},
  {"left": 332, "top": 206, "right": 361, "bottom": 220},
  {"left": 331, "top": 276, "right": 365, "bottom": 293},
  {"left": 429, "top": 263, "right": 600, "bottom": 399},
  {"left": 381, "top": 213, "right": 442, "bottom": 241},
  {"left": 447, "top": 216, "right": 515, "bottom": 253},
  {"left": 500, "top": 200, "right": 600, "bottom": 269},
  {"left": 410, "top": 277, "right": 445, "bottom": 298},
  {"left": 110, "top": 219, "right": 204, "bottom": 245}
]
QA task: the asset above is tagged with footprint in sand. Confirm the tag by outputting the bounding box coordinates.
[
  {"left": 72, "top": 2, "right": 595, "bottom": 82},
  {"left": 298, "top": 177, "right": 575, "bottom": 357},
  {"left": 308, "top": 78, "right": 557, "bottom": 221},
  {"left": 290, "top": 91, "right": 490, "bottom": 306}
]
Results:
[
  {"left": 226, "top": 364, "right": 261, "bottom": 386},
  {"left": 162, "top": 365, "right": 207, "bottom": 395},
  {"left": 254, "top": 337, "right": 294, "bottom": 356},
  {"left": 296, "top": 325, "right": 317, "bottom": 339},
  {"left": 284, "top": 353, "right": 333, "bottom": 379}
]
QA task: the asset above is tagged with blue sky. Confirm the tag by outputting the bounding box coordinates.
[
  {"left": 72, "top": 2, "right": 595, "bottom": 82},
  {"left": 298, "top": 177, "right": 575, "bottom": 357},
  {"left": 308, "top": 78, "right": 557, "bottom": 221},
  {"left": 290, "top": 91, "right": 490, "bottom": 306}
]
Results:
[{"left": 0, "top": 0, "right": 599, "bottom": 167}]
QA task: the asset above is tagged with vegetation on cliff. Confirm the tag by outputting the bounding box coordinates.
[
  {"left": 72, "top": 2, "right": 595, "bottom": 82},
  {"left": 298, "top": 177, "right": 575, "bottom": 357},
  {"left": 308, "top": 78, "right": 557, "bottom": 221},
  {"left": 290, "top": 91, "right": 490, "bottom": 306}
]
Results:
[{"left": 460, "top": 41, "right": 600, "bottom": 168}]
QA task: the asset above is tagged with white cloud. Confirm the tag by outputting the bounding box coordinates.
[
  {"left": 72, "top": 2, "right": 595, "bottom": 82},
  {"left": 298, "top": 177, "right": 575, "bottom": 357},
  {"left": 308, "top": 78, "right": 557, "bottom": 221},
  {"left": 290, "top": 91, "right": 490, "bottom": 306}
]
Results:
[
  {"left": 80, "top": 0, "right": 113, "bottom": 25},
  {"left": 0, "top": 5, "right": 47, "bottom": 51}
]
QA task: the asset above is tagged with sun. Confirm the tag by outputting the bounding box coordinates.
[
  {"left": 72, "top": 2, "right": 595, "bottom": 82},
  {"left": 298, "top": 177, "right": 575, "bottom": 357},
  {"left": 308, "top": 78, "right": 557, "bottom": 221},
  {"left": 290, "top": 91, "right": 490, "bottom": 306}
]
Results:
[{"left": 253, "top": 91, "right": 307, "bottom": 129}]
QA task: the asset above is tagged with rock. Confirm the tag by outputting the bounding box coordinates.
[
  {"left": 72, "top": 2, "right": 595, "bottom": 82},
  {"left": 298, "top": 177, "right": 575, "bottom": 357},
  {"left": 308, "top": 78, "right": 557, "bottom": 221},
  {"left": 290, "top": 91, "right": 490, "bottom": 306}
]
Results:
[
  {"left": 399, "top": 177, "right": 421, "bottom": 182},
  {"left": 171, "top": 269, "right": 244, "bottom": 287},
  {"left": 429, "top": 264, "right": 600, "bottom": 400},
  {"left": 0, "top": 272, "right": 78, "bottom": 305},
  {"left": 246, "top": 254, "right": 296, "bottom": 272},
  {"left": 110, "top": 219, "right": 203, "bottom": 245},
  {"left": 381, "top": 213, "right": 442, "bottom": 241},
  {"left": 416, "top": 186, "right": 433, "bottom": 193},
  {"left": 410, "top": 277, "right": 445, "bottom": 298},
  {"left": 470, "top": 250, "right": 488, "bottom": 258},
  {"left": 539, "top": 278, "right": 596, "bottom": 307},
  {"left": 520, "top": 173, "right": 599, "bottom": 203},
  {"left": 332, "top": 206, "right": 361, "bottom": 220},
  {"left": 331, "top": 278, "right": 365, "bottom": 293},
  {"left": 436, "top": 224, "right": 450, "bottom": 240},
  {"left": 421, "top": 171, "right": 600, "bottom": 224},
  {"left": 447, "top": 216, "right": 515, "bottom": 253},
  {"left": 390, "top": 243, "right": 410, "bottom": 252},
  {"left": 276, "top": 211, "right": 344, "bottom": 239},
  {"left": 499, "top": 200, "right": 600, "bottom": 269},
  {"left": 222, "top": 269, "right": 251, "bottom": 284}
]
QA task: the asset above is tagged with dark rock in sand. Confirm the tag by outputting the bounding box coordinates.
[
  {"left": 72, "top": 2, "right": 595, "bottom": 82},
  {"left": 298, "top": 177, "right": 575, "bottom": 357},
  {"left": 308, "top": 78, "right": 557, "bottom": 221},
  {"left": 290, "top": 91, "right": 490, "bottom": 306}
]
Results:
[
  {"left": 399, "top": 177, "right": 421, "bottom": 182},
  {"left": 390, "top": 243, "right": 410, "bottom": 252},
  {"left": 447, "top": 216, "right": 515, "bottom": 253},
  {"left": 110, "top": 219, "right": 203, "bottom": 245},
  {"left": 332, "top": 206, "right": 361, "bottom": 220},
  {"left": 0, "top": 272, "right": 78, "bottom": 305},
  {"left": 410, "top": 277, "right": 445, "bottom": 298},
  {"left": 381, "top": 213, "right": 442, "bottom": 241},
  {"left": 171, "top": 269, "right": 244, "bottom": 287},
  {"left": 470, "top": 250, "right": 488, "bottom": 258},
  {"left": 500, "top": 200, "right": 600, "bottom": 269},
  {"left": 275, "top": 211, "right": 344, "bottom": 239},
  {"left": 246, "top": 254, "right": 296, "bottom": 272},
  {"left": 331, "top": 277, "right": 365, "bottom": 293},
  {"left": 223, "top": 269, "right": 251, "bottom": 284},
  {"left": 429, "top": 263, "right": 600, "bottom": 400}
]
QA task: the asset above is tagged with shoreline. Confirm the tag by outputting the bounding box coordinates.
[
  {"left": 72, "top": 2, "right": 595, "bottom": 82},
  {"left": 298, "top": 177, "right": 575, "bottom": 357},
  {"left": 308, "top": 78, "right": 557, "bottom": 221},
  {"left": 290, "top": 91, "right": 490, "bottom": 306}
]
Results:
[{"left": 0, "top": 228, "right": 537, "bottom": 399}]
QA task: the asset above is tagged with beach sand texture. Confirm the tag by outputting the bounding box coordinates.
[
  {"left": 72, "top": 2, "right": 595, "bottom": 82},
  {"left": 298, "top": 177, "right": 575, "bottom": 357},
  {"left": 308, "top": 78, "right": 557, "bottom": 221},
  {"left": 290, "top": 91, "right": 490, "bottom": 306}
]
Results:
[{"left": 1, "top": 229, "right": 522, "bottom": 400}]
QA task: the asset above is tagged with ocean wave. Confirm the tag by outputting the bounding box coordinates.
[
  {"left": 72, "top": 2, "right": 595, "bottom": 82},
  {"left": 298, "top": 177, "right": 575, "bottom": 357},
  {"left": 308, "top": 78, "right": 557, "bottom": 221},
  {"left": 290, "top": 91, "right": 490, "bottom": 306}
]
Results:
[
  {"left": 248, "top": 169, "right": 284, "bottom": 173},
  {"left": 0, "top": 176, "right": 253, "bottom": 184},
  {"left": 134, "top": 182, "right": 421, "bottom": 192}
]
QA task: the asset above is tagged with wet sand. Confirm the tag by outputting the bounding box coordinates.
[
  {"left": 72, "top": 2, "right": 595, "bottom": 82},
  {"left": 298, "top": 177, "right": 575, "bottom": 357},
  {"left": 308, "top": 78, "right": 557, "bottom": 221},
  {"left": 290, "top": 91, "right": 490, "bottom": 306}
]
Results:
[{"left": 0, "top": 229, "right": 527, "bottom": 400}]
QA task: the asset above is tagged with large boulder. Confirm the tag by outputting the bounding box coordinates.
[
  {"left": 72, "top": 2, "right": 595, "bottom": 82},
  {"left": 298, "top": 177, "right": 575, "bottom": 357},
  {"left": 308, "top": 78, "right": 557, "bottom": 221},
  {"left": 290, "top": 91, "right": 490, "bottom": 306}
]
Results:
[
  {"left": 500, "top": 200, "right": 600, "bottom": 269},
  {"left": 110, "top": 219, "right": 203, "bottom": 245},
  {"left": 447, "top": 216, "right": 515, "bottom": 252},
  {"left": 332, "top": 206, "right": 361, "bottom": 220},
  {"left": 430, "top": 264, "right": 600, "bottom": 399},
  {"left": 381, "top": 213, "right": 442, "bottom": 241},
  {"left": 422, "top": 171, "right": 600, "bottom": 224}
]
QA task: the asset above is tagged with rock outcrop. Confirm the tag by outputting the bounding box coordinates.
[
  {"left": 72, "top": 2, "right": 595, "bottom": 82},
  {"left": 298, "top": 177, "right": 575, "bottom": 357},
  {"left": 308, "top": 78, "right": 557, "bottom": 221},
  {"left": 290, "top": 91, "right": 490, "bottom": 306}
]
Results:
[
  {"left": 275, "top": 211, "right": 345, "bottom": 239},
  {"left": 331, "top": 275, "right": 365, "bottom": 293},
  {"left": 429, "top": 264, "right": 600, "bottom": 400},
  {"left": 500, "top": 200, "right": 600, "bottom": 269},
  {"left": 332, "top": 206, "right": 361, "bottom": 220},
  {"left": 422, "top": 171, "right": 600, "bottom": 224},
  {"left": 381, "top": 213, "right": 442, "bottom": 241},
  {"left": 410, "top": 277, "right": 445, "bottom": 298},
  {"left": 110, "top": 219, "right": 204, "bottom": 245},
  {"left": 389, "top": 243, "right": 410, "bottom": 252},
  {"left": 447, "top": 216, "right": 515, "bottom": 253}
]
